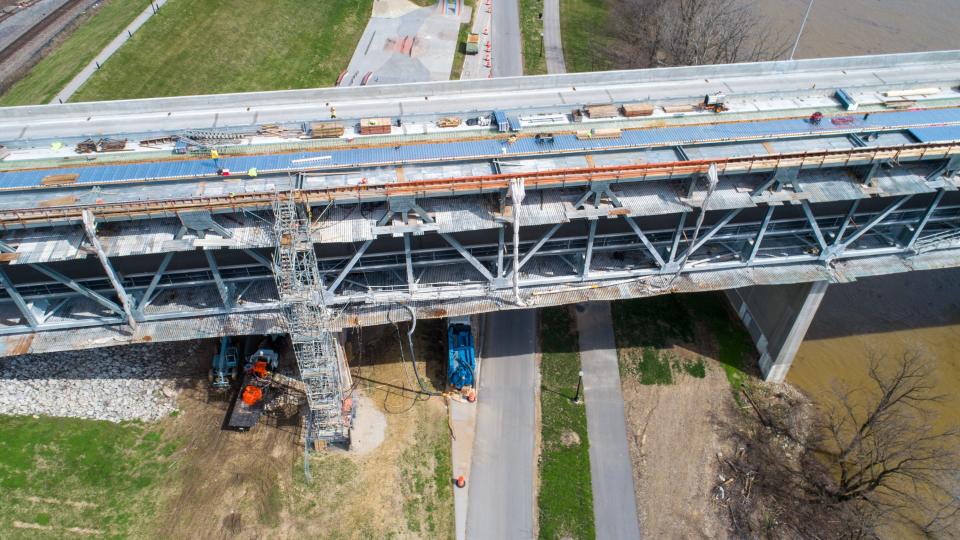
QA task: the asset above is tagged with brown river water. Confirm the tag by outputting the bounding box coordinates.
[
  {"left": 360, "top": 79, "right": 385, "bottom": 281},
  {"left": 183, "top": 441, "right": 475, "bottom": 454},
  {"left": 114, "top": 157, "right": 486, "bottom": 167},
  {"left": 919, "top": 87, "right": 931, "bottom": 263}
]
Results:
[
  {"left": 757, "top": 0, "right": 959, "bottom": 59},
  {"left": 750, "top": 4, "right": 960, "bottom": 533}
]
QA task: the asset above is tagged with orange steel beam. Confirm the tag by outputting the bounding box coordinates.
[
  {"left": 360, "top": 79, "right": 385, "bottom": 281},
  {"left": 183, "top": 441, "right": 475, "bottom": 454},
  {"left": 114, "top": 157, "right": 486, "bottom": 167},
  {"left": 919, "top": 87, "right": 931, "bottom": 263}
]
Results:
[{"left": 1, "top": 142, "right": 957, "bottom": 228}]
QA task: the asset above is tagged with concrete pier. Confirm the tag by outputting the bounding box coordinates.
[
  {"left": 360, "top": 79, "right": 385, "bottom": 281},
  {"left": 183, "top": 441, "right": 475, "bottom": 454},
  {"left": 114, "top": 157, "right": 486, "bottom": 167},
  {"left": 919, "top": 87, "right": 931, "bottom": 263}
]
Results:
[{"left": 726, "top": 281, "right": 829, "bottom": 382}]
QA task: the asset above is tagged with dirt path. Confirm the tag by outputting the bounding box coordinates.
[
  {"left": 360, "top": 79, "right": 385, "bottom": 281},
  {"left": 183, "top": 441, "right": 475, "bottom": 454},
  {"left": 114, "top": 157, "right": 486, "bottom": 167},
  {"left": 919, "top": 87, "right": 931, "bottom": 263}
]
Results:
[{"left": 616, "top": 312, "right": 743, "bottom": 540}]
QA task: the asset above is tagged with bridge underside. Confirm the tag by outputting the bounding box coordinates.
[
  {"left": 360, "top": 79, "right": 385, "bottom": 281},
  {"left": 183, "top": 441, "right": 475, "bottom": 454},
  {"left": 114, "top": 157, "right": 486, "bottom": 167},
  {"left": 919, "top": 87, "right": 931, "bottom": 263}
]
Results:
[{"left": 2, "top": 163, "right": 959, "bottom": 357}]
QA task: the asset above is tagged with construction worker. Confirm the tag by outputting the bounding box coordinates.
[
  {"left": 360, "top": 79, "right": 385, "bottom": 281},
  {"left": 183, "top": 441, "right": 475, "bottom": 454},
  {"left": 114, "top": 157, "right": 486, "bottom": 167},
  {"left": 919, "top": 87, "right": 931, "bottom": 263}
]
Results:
[
  {"left": 210, "top": 148, "right": 220, "bottom": 169},
  {"left": 248, "top": 167, "right": 258, "bottom": 178},
  {"left": 330, "top": 106, "right": 337, "bottom": 119}
]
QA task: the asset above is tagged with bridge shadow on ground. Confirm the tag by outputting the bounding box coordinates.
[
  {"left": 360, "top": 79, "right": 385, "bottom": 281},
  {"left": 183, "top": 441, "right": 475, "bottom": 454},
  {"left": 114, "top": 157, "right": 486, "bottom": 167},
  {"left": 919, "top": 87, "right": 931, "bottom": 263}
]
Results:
[
  {"left": 346, "top": 318, "right": 447, "bottom": 414},
  {"left": 545, "top": 293, "right": 761, "bottom": 380}
]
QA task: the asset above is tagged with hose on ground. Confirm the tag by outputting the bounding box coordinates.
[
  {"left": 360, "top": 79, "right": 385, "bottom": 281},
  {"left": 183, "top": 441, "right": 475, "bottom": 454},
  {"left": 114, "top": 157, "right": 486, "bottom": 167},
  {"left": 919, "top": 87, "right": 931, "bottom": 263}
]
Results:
[{"left": 397, "top": 304, "right": 441, "bottom": 397}]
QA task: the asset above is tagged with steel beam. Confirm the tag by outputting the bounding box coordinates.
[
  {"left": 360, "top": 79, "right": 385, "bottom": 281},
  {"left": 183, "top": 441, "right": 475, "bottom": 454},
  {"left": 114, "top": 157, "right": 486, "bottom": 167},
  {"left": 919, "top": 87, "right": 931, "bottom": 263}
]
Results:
[
  {"left": 137, "top": 226, "right": 187, "bottom": 314},
  {"left": 404, "top": 233, "right": 416, "bottom": 291},
  {"left": 839, "top": 195, "right": 913, "bottom": 250},
  {"left": 506, "top": 223, "right": 563, "bottom": 279},
  {"left": 203, "top": 250, "right": 233, "bottom": 307},
  {"left": 81, "top": 210, "right": 137, "bottom": 328},
  {"left": 678, "top": 208, "right": 743, "bottom": 260},
  {"left": 833, "top": 199, "right": 861, "bottom": 246},
  {"left": 907, "top": 190, "right": 946, "bottom": 248},
  {"left": 327, "top": 239, "right": 374, "bottom": 295},
  {"left": 747, "top": 206, "right": 775, "bottom": 262},
  {"left": 624, "top": 217, "right": 665, "bottom": 267},
  {"left": 582, "top": 220, "right": 597, "bottom": 278},
  {"left": 668, "top": 213, "right": 687, "bottom": 264},
  {"left": 243, "top": 249, "right": 273, "bottom": 269},
  {"left": 29, "top": 265, "right": 125, "bottom": 316},
  {"left": 0, "top": 267, "right": 38, "bottom": 328},
  {"left": 496, "top": 226, "right": 505, "bottom": 278},
  {"left": 800, "top": 200, "right": 828, "bottom": 251},
  {"left": 439, "top": 233, "right": 495, "bottom": 282}
]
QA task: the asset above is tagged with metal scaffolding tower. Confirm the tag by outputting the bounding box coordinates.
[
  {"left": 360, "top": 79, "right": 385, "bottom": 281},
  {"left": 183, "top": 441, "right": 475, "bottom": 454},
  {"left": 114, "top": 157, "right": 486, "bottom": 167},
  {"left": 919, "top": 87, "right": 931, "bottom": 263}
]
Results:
[{"left": 272, "top": 189, "right": 350, "bottom": 445}]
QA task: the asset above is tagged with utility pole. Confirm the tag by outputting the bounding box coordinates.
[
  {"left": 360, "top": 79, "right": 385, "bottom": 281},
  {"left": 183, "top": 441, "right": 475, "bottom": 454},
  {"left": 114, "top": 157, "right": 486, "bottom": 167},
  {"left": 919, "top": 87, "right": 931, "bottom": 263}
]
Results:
[{"left": 790, "top": 0, "right": 815, "bottom": 61}]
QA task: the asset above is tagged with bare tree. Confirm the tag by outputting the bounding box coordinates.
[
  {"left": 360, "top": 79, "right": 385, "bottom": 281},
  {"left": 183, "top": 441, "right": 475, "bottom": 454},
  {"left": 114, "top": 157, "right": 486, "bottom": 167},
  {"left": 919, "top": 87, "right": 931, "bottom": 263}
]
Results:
[
  {"left": 818, "top": 349, "right": 960, "bottom": 534},
  {"left": 612, "top": 0, "right": 787, "bottom": 69}
]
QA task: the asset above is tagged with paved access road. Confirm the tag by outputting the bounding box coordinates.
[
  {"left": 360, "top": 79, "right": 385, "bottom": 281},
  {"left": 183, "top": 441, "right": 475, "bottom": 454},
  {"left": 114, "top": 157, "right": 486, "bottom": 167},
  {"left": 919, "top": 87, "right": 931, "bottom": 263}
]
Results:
[
  {"left": 466, "top": 309, "right": 537, "bottom": 539},
  {"left": 543, "top": 0, "right": 566, "bottom": 74},
  {"left": 576, "top": 302, "right": 643, "bottom": 539},
  {"left": 492, "top": 0, "right": 523, "bottom": 77}
]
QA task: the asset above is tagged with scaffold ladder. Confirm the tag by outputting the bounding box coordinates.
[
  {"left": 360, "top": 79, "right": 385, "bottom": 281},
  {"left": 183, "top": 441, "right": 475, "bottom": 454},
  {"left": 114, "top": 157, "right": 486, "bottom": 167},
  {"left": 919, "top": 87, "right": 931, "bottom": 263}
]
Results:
[{"left": 272, "top": 189, "right": 349, "bottom": 445}]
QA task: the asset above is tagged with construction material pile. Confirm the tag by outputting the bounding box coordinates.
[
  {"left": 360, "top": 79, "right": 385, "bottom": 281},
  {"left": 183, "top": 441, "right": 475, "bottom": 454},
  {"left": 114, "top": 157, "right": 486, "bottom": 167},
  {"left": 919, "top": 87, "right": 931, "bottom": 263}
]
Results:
[{"left": 0, "top": 341, "right": 203, "bottom": 422}]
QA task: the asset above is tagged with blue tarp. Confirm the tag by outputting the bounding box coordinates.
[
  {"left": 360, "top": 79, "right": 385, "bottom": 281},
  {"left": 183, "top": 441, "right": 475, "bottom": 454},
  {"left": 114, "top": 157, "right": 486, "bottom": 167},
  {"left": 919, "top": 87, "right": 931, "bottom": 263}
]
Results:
[{"left": 3, "top": 107, "right": 960, "bottom": 191}]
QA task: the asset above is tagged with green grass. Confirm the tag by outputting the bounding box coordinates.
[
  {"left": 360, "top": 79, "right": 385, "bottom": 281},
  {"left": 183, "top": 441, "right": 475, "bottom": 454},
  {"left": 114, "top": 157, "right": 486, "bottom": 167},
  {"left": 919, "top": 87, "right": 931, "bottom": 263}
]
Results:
[
  {"left": 0, "top": 0, "right": 154, "bottom": 106},
  {"left": 559, "top": 0, "right": 614, "bottom": 73},
  {"left": 449, "top": 0, "right": 477, "bottom": 80},
  {"left": 0, "top": 415, "right": 179, "bottom": 538},
  {"left": 682, "top": 294, "right": 751, "bottom": 392},
  {"left": 70, "top": 0, "right": 373, "bottom": 102},
  {"left": 612, "top": 293, "right": 749, "bottom": 388},
  {"left": 519, "top": 0, "right": 547, "bottom": 75},
  {"left": 539, "top": 307, "right": 595, "bottom": 540},
  {"left": 682, "top": 357, "right": 707, "bottom": 379},
  {"left": 398, "top": 414, "right": 454, "bottom": 536}
]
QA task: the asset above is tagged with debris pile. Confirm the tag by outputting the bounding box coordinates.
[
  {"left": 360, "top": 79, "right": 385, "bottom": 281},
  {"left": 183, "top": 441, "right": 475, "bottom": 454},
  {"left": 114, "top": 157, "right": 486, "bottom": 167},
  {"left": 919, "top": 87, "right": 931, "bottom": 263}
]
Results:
[{"left": 0, "top": 341, "right": 203, "bottom": 422}]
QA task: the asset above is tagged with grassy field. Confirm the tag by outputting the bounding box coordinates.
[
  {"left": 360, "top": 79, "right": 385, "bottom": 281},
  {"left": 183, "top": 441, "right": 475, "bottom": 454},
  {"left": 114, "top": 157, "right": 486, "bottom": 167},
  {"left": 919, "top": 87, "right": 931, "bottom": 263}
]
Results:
[
  {"left": 0, "top": 0, "right": 153, "bottom": 106},
  {"left": 559, "top": 0, "right": 614, "bottom": 73},
  {"left": 71, "top": 0, "right": 373, "bottom": 101},
  {"left": 612, "top": 293, "right": 749, "bottom": 389},
  {"left": 519, "top": 0, "right": 547, "bottom": 75},
  {"left": 0, "top": 416, "right": 178, "bottom": 538},
  {"left": 538, "top": 307, "right": 595, "bottom": 539}
]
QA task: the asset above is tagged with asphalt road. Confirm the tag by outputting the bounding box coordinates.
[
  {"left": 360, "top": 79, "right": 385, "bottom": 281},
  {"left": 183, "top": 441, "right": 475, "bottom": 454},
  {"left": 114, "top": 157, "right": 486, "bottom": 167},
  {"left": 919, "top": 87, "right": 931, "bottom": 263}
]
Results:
[
  {"left": 465, "top": 309, "right": 537, "bottom": 539},
  {"left": 576, "top": 302, "right": 642, "bottom": 539},
  {"left": 492, "top": 0, "right": 523, "bottom": 77}
]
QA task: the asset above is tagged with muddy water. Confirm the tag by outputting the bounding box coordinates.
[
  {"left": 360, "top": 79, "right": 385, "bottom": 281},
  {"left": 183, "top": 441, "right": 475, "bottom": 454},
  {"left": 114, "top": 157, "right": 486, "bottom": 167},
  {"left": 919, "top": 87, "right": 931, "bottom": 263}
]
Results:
[
  {"left": 757, "top": 0, "right": 959, "bottom": 59},
  {"left": 788, "top": 268, "right": 960, "bottom": 433}
]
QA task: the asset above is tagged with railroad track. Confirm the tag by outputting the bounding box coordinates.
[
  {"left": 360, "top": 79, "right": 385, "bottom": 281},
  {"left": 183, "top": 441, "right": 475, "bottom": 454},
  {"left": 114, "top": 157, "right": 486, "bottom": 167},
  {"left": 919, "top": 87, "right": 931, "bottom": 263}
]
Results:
[{"left": 0, "top": 0, "right": 89, "bottom": 64}]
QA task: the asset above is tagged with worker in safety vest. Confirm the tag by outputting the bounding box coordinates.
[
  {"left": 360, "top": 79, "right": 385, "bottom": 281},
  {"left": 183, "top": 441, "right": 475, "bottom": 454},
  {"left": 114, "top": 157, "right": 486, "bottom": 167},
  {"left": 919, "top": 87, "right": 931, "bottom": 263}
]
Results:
[
  {"left": 248, "top": 168, "right": 258, "bottom": 177},
  {"left": 210, "top": 148, "right": 220, "bottom": 168}
]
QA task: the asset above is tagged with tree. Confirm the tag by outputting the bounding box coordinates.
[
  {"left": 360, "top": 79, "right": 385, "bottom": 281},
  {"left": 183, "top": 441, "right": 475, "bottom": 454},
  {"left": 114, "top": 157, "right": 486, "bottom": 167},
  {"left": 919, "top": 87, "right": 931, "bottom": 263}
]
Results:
[
  {"left": 819, "top": 349, "right": 960, "bottom": 534},
  {"left": 612, "top": 0, "right": 787, "bottom": 68}
]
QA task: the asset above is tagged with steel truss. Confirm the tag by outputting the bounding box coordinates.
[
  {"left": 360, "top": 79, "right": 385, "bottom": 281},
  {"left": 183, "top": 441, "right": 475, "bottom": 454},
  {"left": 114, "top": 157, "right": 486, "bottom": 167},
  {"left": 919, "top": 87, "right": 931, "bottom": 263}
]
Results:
[{"left": 2, "top": 156, "right": 960, "bottom": 344}]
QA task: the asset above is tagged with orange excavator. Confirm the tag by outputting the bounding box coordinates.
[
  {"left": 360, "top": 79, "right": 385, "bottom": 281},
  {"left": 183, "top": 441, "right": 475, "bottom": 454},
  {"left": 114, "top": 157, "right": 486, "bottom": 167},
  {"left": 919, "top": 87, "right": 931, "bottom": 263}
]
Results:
[{"left": 227, "top": 345, "right": 280, "bottom": 432}]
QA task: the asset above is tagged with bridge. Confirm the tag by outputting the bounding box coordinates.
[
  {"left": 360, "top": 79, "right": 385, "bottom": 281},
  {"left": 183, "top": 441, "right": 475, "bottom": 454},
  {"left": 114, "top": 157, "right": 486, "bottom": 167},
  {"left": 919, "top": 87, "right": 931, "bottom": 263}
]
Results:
[{"left": 2, "top": 51, "right": 960, "bottom": 435}]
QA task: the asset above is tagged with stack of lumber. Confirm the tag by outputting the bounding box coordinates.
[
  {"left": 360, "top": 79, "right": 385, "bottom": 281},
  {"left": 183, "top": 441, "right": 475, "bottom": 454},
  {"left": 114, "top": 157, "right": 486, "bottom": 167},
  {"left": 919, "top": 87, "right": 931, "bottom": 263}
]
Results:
[
  {"left": 307, "top": 122, "right": 345, "bottom": 139},
  {"left": 584, "top": 104, "right": 619, "bottom": 119},
  {"left": 621, "top": 103, "right": 655, "bottom": 117}
]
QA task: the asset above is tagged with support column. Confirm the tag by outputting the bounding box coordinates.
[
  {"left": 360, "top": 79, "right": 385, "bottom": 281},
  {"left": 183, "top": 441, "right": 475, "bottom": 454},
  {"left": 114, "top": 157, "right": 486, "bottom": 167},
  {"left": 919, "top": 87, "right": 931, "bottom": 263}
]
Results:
[{"left": 725, "top": 280, "right": 829, "bottom": 382}]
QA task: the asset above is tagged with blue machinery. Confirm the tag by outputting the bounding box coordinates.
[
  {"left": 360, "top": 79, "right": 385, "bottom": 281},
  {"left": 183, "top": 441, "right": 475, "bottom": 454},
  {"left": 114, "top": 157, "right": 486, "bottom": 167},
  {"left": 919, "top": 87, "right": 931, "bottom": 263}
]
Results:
[
  {"left": 209, "top": 336, "right": 240, "bottom": 389},
  {"left": 447, "top": 317, "right": 476, "bottom": 389}
]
